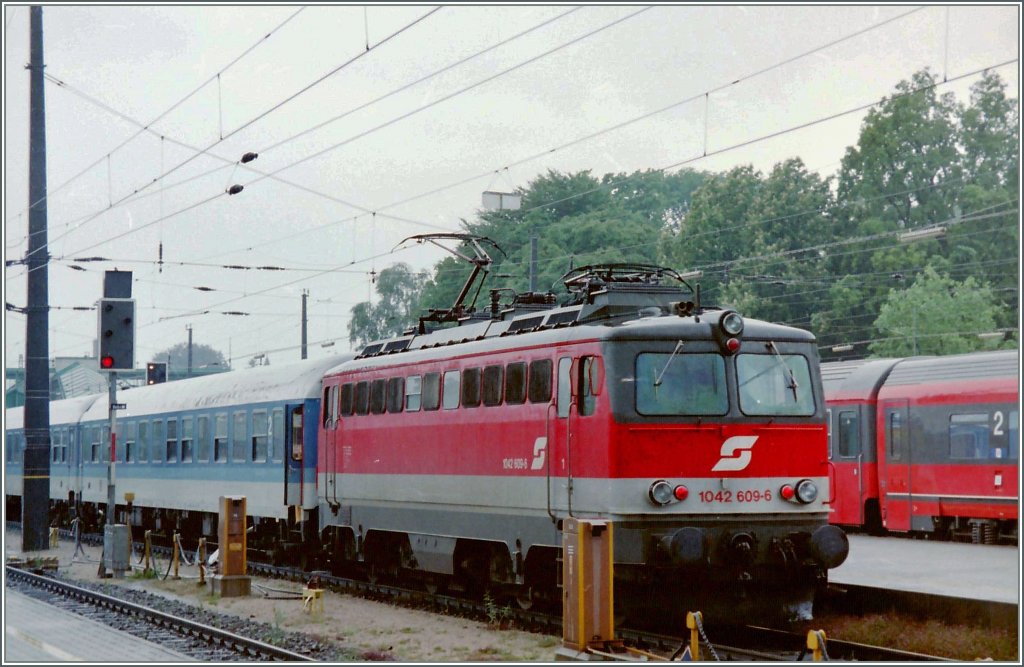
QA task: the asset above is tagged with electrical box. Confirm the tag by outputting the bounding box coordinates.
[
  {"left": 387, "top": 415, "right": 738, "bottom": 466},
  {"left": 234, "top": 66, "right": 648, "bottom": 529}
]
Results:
[
  {"left": 561, "top": 518, "right": 615, "bottom": 653},
  {"left": 219, "top": 495, "right": 247, "bottom": 576},
  {"left": 103, "top": 524, "right": 130, "bottom": 577}
]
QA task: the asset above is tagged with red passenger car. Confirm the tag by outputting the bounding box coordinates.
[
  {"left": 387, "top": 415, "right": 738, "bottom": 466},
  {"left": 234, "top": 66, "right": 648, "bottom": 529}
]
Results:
[
  {"left": 316, "top": 255, "right": 848, "bottom": 623},
  {"left": 824, "top": 350, "right": 1018, "bottom": 543}
]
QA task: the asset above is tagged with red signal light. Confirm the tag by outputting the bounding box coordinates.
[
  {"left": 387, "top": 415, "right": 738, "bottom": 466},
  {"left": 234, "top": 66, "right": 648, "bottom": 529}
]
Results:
[
  {"left": 673, "top": 485, "right": 689, "bottom": 501},
  {"left": 726, "top": 338, "right": 741, "bottom": 353},
  {"left": 780, "top": 484, "right": 795, "bottom": 501},
  {"left": 100, "top": 355, "right": 115, "bottom": 369}
]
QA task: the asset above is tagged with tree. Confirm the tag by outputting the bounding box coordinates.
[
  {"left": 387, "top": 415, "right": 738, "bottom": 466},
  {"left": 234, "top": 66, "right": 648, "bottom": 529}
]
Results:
[
  {"left": 152, "top": 342, "right": 227, "bottom": 371},
  {"left": 348, "top": 263, "right": 428, "bottom": 348},
  {"left": 868, "top": 267, "right": 1004, "bottom": 357}
]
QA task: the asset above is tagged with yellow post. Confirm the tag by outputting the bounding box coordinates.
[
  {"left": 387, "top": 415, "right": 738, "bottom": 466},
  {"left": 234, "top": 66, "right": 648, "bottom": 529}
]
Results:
[
  {"left": 143, "top": 530, "right": 153, "bottom": 575},
  {"left": 686, "top": 611, "right": 703, "bottom": 661},
  {"left": 172, "top": 532, "right": 181, "bottom": 580},
  {"left": 197, "top": 538, "right": 207, "bottom": 586},
  {"left": 807, "top": 630, "right": 827, "bottom": 661},
  {"left": 49, "top": 527, "right": 59, "bottom": 548}
]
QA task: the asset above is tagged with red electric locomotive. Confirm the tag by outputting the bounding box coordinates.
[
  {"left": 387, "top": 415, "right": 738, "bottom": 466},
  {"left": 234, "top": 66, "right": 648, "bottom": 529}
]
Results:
[
  {"left": 316, "top": 238, "right": 847, "bottom": 624},
  {"left": 823, "top": 350, "right": 1019, "bottom": 543}
]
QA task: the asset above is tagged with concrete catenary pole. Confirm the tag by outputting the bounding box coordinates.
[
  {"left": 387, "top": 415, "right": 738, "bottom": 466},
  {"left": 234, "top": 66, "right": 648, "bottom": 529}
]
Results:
[
  {"left": 22, "top": 4, "right": 52, "bottom": 552},
  {"left": 301, "top": 290, "right": 308, "bottom": 359}
]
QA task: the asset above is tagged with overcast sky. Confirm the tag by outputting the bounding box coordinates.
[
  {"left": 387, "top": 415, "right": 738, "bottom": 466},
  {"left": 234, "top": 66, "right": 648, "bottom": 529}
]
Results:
[{"left": 3, "top": 3, "right": 1019, "bottom": 370}]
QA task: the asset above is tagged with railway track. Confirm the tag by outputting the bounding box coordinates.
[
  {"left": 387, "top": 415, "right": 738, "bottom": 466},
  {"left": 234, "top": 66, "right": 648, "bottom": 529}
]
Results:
[
  {"left": 9, "top": 524, "right": 957, "bottom": 661},
  {"left": 6, "top": 566, "right": 317, "bottom": 662}
]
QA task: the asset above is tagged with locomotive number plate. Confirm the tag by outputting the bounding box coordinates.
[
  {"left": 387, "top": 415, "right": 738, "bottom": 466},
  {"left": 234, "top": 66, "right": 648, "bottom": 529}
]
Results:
[{"left": 698, "top": 489, "right": 773, "bottom": 503}]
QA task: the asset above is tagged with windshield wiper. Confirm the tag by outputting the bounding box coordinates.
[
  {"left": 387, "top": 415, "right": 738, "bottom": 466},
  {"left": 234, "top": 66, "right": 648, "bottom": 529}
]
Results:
[
  {"left": 768, "top": 341, "right": 799, "bottom": 402},
  {"left": 654, "top": 340, "right": 684, "bottom": 387}
]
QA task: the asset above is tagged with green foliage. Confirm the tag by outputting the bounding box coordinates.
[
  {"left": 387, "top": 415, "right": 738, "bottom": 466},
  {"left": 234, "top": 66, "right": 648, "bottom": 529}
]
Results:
[
  {"left": 152, "top": 342, "right": 228, "bottom": 370},
  {"left": 348, "top": 263, "right": 428, "bottom": 347},
  {"left": 869, "top": 267, "right": 1003, "bottom": 357}
]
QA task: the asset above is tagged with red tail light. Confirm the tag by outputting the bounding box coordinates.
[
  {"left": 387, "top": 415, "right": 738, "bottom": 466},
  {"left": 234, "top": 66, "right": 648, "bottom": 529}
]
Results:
[
  {"left": 780, "top": 484, "right": 795, "bottom": 500},
  {"left": 673, "top": 485, "right": 689, "bottom": 501}
]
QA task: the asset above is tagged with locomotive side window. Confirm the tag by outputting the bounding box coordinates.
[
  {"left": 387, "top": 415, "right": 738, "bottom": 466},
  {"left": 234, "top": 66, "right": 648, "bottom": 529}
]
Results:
[
  {"left": 887, "top": 411, "right": 903, "bottom": 460},
  {"left": 422, "top": 372, "right": 441, "bottom": 411},
  {"left": 837, "top": 411, "right": 860, "bottom": 458},
  {"left": 166, "top": 418, "right": 178, "bottom": 463},
  {"left": 405, "top": 375, "right": 422, "bottom": 411},
  {"left": 181, "top": 417, "right": 193, "bottom": 463},
  {"left": 355, "top": 381, "right": 370, "bottom": 415},
  {"left": 271, "top": 408, "right": 284, "bottom": 462},
  {"left": 826, "top": 408, "right": 833, "bottom": 458},
  {"left": 505, "top": 362, "right": 527, "bottom": 405},
  {"left": 443, "top": 371, "right": 461, "bottom": 410},
  {"left": 387, "top": 377, "right": 405, "bottom": 414},
  {"left": 232, "top": 412, "right": 247, "bottom": 462},
  {"left": 370, "top": 379, "right": 387, "bottom": 415},
  {"left": 737, "top": 353, "right": 814, "bottom": 416},
  {"left": 636, "top": 353, "right": 727, "bottom": 416},
  {"left": 557, "top": 357, "right": 572, "bottom": 418},
  {"left": 528, "top": 359, "right": 553, "bottom": 403},
  {"left": 949, "top": 413, "right": 990, "bottom": 460},
  {"left": 214, "top": 414, "right": 228, "bottom": 463},
  {"left": 252, "top": 411, "right": 269, "bottom": 462},
  {"left": 483, "top": 365, "right": 504, "bottom": 407},
  {"left": 579, "top": 356, "right": 599, "bottom": 416},
  {"left": 197, "top": 415, "right": 211, "bottom": 463},
  {"left": 322, "top": 387, "right": 331, "bottom": 427},
  {"left": 340, "top": 383, "right": 355, "bottom": 416},
  {"left": 462, "top": 368, "right": 482, "bottom": 408}
]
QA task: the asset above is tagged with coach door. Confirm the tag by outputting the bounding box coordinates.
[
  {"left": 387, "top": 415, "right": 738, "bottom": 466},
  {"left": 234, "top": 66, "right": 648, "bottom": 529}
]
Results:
[
  {"left": 283, "top": 404, "right": 306, "bottom": 508},
  {"left": 880, "top": 400, "right": 911, "bottom": 531},
  {"left": 830, "top": 408, "right": 864, "bottom": 525}
]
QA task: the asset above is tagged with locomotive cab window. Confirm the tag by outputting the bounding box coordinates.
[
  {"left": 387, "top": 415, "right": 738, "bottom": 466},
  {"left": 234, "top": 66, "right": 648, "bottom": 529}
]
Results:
[
  {"left": 636, "top": 353, "right": 727, "bottom": 416},
  {"left": 737, "top": 352, "right": 814, "bottom": 416}
]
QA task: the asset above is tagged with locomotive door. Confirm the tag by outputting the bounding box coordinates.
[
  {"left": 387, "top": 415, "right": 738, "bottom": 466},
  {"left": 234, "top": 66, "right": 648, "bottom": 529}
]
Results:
[
  {"left": 549, "top": 357, "right": 575, "bottom": 514},
  {"left": 880, "top": 400, "right": 911, "bottom": 531},
  {"left": 283, "top": 404, "right": 305, "bottom": 508}
]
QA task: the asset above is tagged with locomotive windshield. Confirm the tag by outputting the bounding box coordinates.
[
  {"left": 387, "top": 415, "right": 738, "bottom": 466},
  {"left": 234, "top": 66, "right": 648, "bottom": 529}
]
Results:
[
  {"left": 737, "top": 353, "right": 815, "bottom": 416},
  {"left": 636, "top": 353, "right": 728, "bottom": 416}
]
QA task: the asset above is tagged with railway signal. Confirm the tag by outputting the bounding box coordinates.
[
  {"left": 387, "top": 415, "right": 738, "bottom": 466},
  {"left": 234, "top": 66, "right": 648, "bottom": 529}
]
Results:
[
  {"left": 146, "top": 362, "right": 167, "bottom": 385},
  {"left": 97, "top": 298, "right": 136, "bottom": 371}
]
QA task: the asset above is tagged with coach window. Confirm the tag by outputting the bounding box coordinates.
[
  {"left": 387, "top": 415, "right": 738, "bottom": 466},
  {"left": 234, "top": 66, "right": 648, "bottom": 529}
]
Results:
[
  {"left": 355, "top": 381, "right": 370, "bottom": 416},
  {"left": 949, "top": 413, "right": 989, "bottom": 460},
  {"left": 462, "top": 368, "right": 481, "bottom": 408},
  {"left": 101, "top": 427, "right": 111, "bottom": 463},
  {"left": 138, "top": 422, "right": 150, "bottom": 463},
  {"left": 386, "top": 377, "right": 404, "bottom": 414},
  {"left": 180, "top": 417, "right": 193, "bottom": 463},
  {"left": 152, "top": 420, "right": 165, "bottom": 463},
  {"left": 405, "top": 375, "right": 422, "bottom": 411},
  {"left": 443, "top": 371, "right": 461, "bottom": 410},
  {"left": 271, "top": 408, "right": 284, "bottom": 462},
  {"left": 837, "top": 411, "right": 860, "bottom": 458},
  {"left": 423, "top": 372, "right": 441, "bottom": 411},
  {"left": 197, "top": 415, "right": 211, "bottom": 462},
  {"left": 1010, "top": 411, "right": 1019, "bottom": 460},
  {"left": 233, "top": 412, "right": 248, "bottom": 462},
  {"left": 124, "top": 422, "right": 137, "bottom": 463},
  {"left": 340, "top": 383, "right": 354, "bottom": 417},
  {"left": 51, "top": 435, "right": 59, "bottom": 463},
  {"left": 166, "top": 419, "right": 178, "bottom": 463},
  {"left": 252, "top": 411, "right": 269, "bottom": 462},
  {"left": 505, "top": 362, "right": 527, "bottom": 405},
  {"left": 528, "top": 359, "right": 553, "bottom": 403},
  {"left": 887, "top": 411, "right": 903, "bottom": 460},
  {"left": 483, "top": 365, "right": 504, "bottom": 407},
  {"left": 370, "top": 379, "right": 387, "bottom": 415},
  {"left": 214, "top": 414, "right": 228, "bottom": 463}
]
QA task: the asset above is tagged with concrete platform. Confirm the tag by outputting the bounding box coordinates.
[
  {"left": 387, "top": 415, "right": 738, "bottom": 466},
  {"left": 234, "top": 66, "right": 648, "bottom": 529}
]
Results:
[
  {"left": 830, "top": 534, "right": 1019, "bottom": 604},
  {"left": 4, "top": 588, "right": 196, "bottom": 662}
]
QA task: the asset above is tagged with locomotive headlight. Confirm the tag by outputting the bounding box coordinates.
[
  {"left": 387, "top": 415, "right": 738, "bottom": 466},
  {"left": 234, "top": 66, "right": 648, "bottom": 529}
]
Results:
[
  {"left": 721, "top": 311, "right": 744, "bottom": 336},
  {"left": 649, "top": 480, "right": 674, "bottom": 506},
  {"left": 795, "top": 479, "right": 818, "bottom": 504}
]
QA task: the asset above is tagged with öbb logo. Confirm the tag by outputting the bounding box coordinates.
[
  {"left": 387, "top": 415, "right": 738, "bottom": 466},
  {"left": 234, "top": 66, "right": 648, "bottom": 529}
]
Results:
[{"left": 711, "top": 436, "right": 758, "bottom": 472}]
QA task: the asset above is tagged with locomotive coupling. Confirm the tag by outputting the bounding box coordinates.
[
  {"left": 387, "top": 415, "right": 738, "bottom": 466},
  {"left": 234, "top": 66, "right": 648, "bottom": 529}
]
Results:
[
  {"left": 661, "top": 527, "right": 709, "bottom": 566},
  {"left": 808, "top": 525, "right": 849, "bottom": 568}
]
